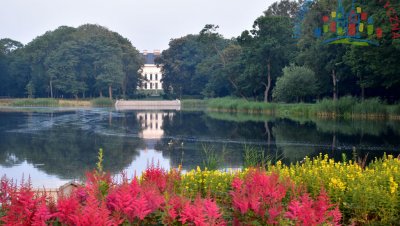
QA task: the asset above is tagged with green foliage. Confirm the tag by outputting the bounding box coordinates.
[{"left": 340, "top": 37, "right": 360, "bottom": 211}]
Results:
[
  {"left": 96, "top": 148, "right": 104, "bottom": 173},
  {"left": 181, "top": 99, "right": 207, "bottom": 109},
  {"left": 10, "top": 98, "right": 58, "bottom": 107},
  {"left": 91, "top": 98, "right": 114, "bottom": 107},
  {"left": 353, "top": 98, "right": 387, "bottom": 116},
  {"left": 238, "top": 15, "right": 295, "bottom": 102},
  {"left": 2, "top": 0, "right": 400, "bottom": 103},
  {"left": 242, "top": 145, "right": 271, "bottom": 169},
  {"left": 1, "top": 24, "right": 142, "bottom": 99},
  {"left": 272, "top": 65, "right": 318, "bottom": 102},
  {"left": 201, "top": 144, "right": 225, "bottom": 171},
  {"left": 388, "top": 104, "right": 400, "bottom": 116},
  {"left": 315, "top": 96, "right": 388, "bottom": 118},
  {"left": 207, "top": 97, "right": 277, "bottom": 113},
  {"left": 205, "top": 97, "right": 400, "bottom": 118}
]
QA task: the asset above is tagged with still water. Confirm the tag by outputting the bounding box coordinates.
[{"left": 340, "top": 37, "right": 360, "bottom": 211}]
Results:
[{"left": 1, "top": 107, "right": 399, "bottom": 188}]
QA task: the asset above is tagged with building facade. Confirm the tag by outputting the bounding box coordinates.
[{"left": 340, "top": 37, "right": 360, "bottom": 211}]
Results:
[{"left": 139, "top": 50, "right": 163, "bottom": 95}]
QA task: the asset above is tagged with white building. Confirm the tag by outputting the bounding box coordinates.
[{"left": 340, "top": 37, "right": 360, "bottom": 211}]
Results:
[{"left": 139, "top": 50, "right": 163, "bottom": 95}]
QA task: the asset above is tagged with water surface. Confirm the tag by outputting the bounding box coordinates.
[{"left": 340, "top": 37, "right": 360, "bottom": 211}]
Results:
[{"left": 0, "top": 108, "right": 399, "bottom": 187}]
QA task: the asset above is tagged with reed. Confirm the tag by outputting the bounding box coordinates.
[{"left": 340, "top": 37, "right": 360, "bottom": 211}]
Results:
[
  {"left": 10, "top": 98, "right": 59, "bottom": 107},
  {"left": 90, "top": 98, "right": 114, "bottom": 107},
  {"left": 181, "top": 99, "right": 207, "bottom": 109},
  {"left": 204, "top": 97, "right": 400, "bottom": 119}
]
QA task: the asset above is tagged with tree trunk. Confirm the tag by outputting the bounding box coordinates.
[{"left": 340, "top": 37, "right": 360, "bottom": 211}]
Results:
[
  {"left": 264, "top": 121, "right": 271, "bottom": 151},
  {"left": 122, "top": 75, "right": 127, "bottom": 99},
  {"left": 332, "top": 69, "right": 337, "bottom": 101},
  {"left": 359, "top": 72, "right": 365, "bottom": 101},
  {"left": 99, "top": 91, "right": 103, "bottom": 98},
  {"left": 361, "top": 86, "right": 365, "bottom": 101},
  {"left": 264, "top": 57, "right": 272, "bottom": 103},
  {"left": 50, "top": 80, "right": 53, "bottom": 98},
  {"left": 108, "top": 85, "right": 113, "bottom": 100},
  {"left": 332, "top": 134, "right": 336, "bottom": 153}
]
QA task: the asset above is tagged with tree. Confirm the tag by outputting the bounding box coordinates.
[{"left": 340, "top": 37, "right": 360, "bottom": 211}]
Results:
[
  {"left": 264, "top": 0, "right": 300, "bottom": 18},
  {"left": 4, "top": 24, "right": 142, "bottom": 99},
  {"left": 200, "top": 43, "right": 244, "bottom": 98},
  {"left": 157, "top": 35, "right": 203, "bottom": 98},
  {"left": 0, "top": 39, "right": 24, "bottom": 97},
  {"left": 0, "top": 38, "right": 23, "bottom": 54},
  {"left": 238, "top": 15, "right": 296, "bottom": 102},
  {"left": 45, "top": 41, "right": 86, "bottom": 98},
  {"left": 295, "top": 0, "right": 352, "bottom": 101},
  {"left": 272, "top": 65, "right": 318, "bottom": 102}
]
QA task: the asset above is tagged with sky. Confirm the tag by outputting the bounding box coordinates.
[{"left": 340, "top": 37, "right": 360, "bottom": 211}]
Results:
[{"left": 1, "top": 0, "right": 275, "bottom": 51}]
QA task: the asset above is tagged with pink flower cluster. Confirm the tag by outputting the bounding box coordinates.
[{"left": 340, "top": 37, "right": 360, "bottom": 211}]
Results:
[
  {"left": 0, "top": 168, "right": 341, "bottom": 225},
  {"left": 230, "top": 169, "right": 341, "bottom": 225}
]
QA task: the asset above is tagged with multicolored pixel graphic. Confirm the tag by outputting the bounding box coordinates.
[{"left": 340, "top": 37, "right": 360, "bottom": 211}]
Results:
[{"left": 314, "top": 0, "right": 382, "bottom": 46}]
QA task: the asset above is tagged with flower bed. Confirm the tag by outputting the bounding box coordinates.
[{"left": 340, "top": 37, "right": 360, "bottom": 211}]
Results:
[{"left": 1, "top": 154, "right": 400, "bottom": 225}]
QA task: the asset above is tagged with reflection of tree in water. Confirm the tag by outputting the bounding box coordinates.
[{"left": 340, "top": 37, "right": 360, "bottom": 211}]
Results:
[
  {"left": 0, "top": 110, "right": 145, "bottom": 179},
  {"left": 272, "top": 119, "right": 327, "bottom": 163},
  {"left": 159, "top": 111, "right": 270, "bottom": 170},
  {"left": 273, "top": 118, "right": 400, "bottom": 163}
]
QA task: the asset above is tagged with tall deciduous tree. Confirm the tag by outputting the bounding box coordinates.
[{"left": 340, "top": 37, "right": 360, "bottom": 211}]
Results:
[
  {"left": 0, "top": 39, "right": 24, "bottom": 97},
  {"left": 4, "top": 24, "right": 142, "bottom": 99},
  {"left": 239, "top": 15, "right": 295, "bottom": 102}
]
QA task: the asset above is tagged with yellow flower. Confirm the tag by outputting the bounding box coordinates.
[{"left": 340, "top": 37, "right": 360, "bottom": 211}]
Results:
[
  {"left": 389, "top": 177, "right": 398, "bottom": 194},
  {"left": 329, "top": 178, "right": 346, "bottom": 191}
]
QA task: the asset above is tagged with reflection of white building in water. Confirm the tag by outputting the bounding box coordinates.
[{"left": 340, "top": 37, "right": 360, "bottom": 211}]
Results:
[
  {"left": 139, "top": 50, "right": 163, "bottom": 95},
  {"left": 137, "top": 112, "right": 173, "bottom": 140}
]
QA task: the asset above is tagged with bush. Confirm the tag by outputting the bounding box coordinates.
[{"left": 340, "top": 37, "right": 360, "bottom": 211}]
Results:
[{"left": 272, "top": 65, "right": 318, "bottom": 103}]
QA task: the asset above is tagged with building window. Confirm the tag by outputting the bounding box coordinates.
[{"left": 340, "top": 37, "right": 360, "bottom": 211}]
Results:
[
  {"left": 155, "top": 83, "right": 158, "bottom": 89},
  {"left": 144, "top": 74, "right": 147, "bottom": 80},
  {"left": 144, "top": 83, "right": 147, "bottom": 89},
  {"left": 155, "top": 74, "right": 158, "bottom": 80},
  {"left": 150, "top": 83, "right": 153, "bottom": 89},
  {"left": 150, "top": 74, "right": 153, "bottom": 80}
]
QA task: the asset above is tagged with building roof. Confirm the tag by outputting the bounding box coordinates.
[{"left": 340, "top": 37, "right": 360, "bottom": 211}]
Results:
[{"left": 142, "top": 51, "right": 160, "bottom": 64}]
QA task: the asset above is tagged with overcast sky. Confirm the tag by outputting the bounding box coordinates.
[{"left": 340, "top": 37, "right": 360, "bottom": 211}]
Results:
[{"left": 1, "top": 0, "right": 275, "bottom": 51}]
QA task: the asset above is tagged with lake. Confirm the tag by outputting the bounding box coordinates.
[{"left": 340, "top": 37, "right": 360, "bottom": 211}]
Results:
[{"left": 1, "top": 107, "right": 399, "bottom": 188}]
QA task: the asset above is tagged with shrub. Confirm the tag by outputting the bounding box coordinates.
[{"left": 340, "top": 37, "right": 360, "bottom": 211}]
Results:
[{"left": 272, "top": 65, "right": 318, "bottom": 103}]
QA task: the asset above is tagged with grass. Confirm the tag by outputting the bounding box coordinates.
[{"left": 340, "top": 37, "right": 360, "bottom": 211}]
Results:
[
  {"left": 201, "top": 144, "right": 226, "bottom": 170},
  {"left": 181, "top": 99, "right": 207, "bottom": 109},
  {"left": 10, "top": 98, "right": 59, "bottom": 107},
  {"left": 243, "top": 145, "right": 272, "bottom": 169},
  {"left": 90, "top": 98, "right": 115, "bottom": 107},
  {"left": 199, "top": 96, "right": 400, "bottom": 120},
  {"left": 314, "top": 96, "right": 388, "bottom": 118},
  {"left": 0, "top": 98, "right": 113, "bottom": 107}
]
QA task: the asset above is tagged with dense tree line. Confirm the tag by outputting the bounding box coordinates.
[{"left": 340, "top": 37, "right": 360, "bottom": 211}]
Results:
[
  {"left": 157, "top": 0, "right": 400, "bottom": 102},
  {"left": 0, "top": 24, "right": 143, "bottom": 99}
]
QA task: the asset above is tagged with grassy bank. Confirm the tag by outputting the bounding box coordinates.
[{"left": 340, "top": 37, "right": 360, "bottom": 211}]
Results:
[
  {"left": 202, "top": 96, "right": 400, "bottom": 119},
  {"left": 0, "top": 98, "right": 115, "bottom": 107}
]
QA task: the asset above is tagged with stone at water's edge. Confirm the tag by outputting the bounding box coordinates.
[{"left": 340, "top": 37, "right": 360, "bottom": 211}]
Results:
[{"left": 115, "top": 100, "right": 181, "bottom": 110}]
